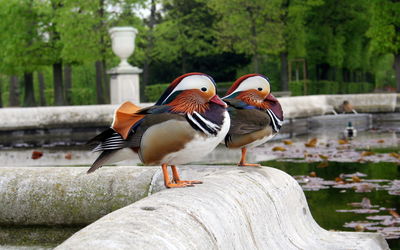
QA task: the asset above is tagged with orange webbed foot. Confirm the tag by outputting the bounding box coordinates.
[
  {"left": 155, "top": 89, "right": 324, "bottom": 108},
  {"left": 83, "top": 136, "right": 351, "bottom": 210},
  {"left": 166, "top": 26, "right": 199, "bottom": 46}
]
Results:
[
  {"left": 165, "top": 182, "right": 194, "bottom": 188},
  {"left": 238, "top": 162, "right": 261, "bottom": 167},
  {"left": 175, "top": 180, "right": 203, "bottom": 185},
  {"left": 238, "top": 148, "right": 261, "bottom": 167},
  {"left": 162, "top": 164, "right": 202, "bottom": 188}
]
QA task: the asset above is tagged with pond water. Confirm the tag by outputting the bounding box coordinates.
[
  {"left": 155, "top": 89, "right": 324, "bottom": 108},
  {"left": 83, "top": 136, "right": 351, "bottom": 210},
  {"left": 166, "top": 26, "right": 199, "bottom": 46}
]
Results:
[{"left": 0, "top": 113, "right": 399, "bottom": 248}]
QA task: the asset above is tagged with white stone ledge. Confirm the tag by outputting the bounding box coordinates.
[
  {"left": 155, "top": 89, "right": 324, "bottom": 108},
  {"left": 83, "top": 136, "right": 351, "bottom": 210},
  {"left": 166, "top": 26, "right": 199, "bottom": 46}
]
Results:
[
  {"left": 0, "top": 94, "right": 398, "bottom": 131},
  {"left": 56, "top": 167, "right": 388, "bottom": 250},
  {"left": 0, "top": 167, "right": 159, "bottom": 225}
]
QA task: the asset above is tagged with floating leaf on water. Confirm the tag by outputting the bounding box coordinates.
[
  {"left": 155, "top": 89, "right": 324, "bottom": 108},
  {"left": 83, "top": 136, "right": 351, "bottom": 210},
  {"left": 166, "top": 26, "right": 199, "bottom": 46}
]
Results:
[
  {"left": 389, "top": 152, "right": 400, "bottom": 159},
  {"left": 354, "top": 224, "right": 365, "bottom": 232},
  {"left": 377, "top": 139, "right": 385, "bottom": 143},
  {"left": 65, "top": 153, "right": 72, "bottom": 160},
  {"left": 283, "top": 140, "right": 293, "bottom": 145},
  {"left": 272, "top": 146, "right": 286, "bottom": 152},
  {"left": 343, "top": 221, "right": 380, "bottom": 228},
  {"left": 335, "top": 177, "right": 346, "bottom": 184},
  {"left": 338, "top": 139, "right": 349, "bottom": 145},
  {"left": 337, "top": 209, "right": 380, "bottom": 214},
  {"left": 354, "top": 183, "right": 376, "bottom": 193},
  {"left": 352, "top": 176, "right": 362, "bottom": 183},
  {"left": 349, "top": 197, "right": 375, "bottom": 208},
  {"left": 318, "top": 154, "right": 329, "bottom": 160},
  {"left": 388, "top": 209, "right": 400, "bottom": 218},
  {"left": 32, "top": 151, "right": 43, "bottom": 160},
  {"left": 305, "top": 138, "right": 318, "bottom": 148},
  {"left": 344, "top": 172, "right": 367, "bottom": 177},
  {"left": 366, "top": 215, "right": 393, "bottom": 221},
  {"left": 309, "top": 171, "right": 317, "bottom": 177},
  {"left": 361, "top": 151, "right": 375, "bottom": 157},
  {"left": 317, "top": 161, "right": 329, "bottom": 168}
]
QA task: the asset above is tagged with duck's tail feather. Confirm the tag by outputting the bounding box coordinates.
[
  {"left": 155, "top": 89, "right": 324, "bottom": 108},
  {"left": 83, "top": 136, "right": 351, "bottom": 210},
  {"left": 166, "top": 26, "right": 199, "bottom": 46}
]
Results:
[
  {"left": 86, "top": 128, "right": 115, "bottom": 146},
  {"left": 87, "top": 150, "right": 116, "bottom": 173}
]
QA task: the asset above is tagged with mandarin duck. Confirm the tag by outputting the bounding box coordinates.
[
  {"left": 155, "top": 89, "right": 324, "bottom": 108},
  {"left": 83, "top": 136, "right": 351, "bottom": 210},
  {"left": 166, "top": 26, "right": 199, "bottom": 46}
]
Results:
[
  {"left": 223, "top": 74, "right": 283, "bottom": 166},
  {"left": 87, "top": 73, "right": 230, "bottom": 188}
]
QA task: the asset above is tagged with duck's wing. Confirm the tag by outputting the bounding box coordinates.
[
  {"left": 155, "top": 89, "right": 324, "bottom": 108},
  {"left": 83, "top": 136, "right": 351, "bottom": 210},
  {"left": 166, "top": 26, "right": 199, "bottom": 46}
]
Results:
[{"left": 224, "top": 98, "right": 270, "bottom": 135}]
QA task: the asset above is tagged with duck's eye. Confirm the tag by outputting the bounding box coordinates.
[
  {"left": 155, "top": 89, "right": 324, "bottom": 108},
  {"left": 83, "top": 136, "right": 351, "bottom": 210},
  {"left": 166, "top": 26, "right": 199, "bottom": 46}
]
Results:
[
  {"left": 201, "top": 87, "right": 207, "bottom": 92},
  {"left": 257, "top": 87, "right": 263, "bottom": 91}
]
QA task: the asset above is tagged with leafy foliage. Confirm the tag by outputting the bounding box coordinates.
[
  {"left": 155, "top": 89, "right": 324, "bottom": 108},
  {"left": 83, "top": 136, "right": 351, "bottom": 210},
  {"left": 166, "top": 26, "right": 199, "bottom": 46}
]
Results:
[{"left": 0, "top": 0, "right": 399, "bottom": 107}]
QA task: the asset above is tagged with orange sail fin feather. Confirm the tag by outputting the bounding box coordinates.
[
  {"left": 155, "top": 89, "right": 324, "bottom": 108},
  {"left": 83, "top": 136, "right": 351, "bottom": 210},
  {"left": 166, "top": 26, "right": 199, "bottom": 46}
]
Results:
[{"left": 112, "top": 101, "right": 144, "bottom": 139}]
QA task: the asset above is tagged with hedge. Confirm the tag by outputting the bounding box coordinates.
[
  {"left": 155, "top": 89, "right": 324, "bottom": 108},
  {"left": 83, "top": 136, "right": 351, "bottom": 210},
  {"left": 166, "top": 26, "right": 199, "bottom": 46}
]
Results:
[{"left": 289, "top": 81, "right": 375, "bottom": 96}]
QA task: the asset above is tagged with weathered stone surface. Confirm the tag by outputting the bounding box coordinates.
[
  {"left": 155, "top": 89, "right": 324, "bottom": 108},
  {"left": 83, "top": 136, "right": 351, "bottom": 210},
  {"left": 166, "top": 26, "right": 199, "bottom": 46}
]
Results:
[
  {"left": 0, "top": 167, "right": 158, "bottom": 225},
  {"left": 326, "top": 93, "right": 398, "bottom": 113},
  {"left": 0, "top": 94, "right": 397, "bottom": 131},
  {"left": 56, "top": 167, "right": 388, "bottom": 250}
]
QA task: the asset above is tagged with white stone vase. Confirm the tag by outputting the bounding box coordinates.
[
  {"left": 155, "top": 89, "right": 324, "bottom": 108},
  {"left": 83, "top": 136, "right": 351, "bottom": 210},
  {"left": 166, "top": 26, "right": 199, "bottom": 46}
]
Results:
[{"left": 109, "top": 27, "right": 138, "bottom": 69}]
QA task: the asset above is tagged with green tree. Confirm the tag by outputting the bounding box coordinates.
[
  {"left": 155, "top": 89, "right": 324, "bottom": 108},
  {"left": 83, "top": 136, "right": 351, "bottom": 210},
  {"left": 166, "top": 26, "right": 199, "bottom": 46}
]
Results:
[
  {"left": 367, "top": 0, "right": 400, "bottom": 91},
  {"left": 205, "top": 0, "right": 283, "bottom": 73},
  {"left": 306, "top": 0, "right": 371, "bottom": 83},
  {"left": 0, "top": 0, "right": 45, "bottom": 106},
  {"left": 277, "top": 0, "right": 321, "bottom": 90},
  {"left": 153, "top": 0, "right": 218, "bottom": 73}
]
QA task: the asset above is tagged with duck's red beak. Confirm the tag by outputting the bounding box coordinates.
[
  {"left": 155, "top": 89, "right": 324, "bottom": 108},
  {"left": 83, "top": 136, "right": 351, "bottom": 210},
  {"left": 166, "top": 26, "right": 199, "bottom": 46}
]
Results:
[
  {"left": 210, "top": 95, "right": 227, "bottom": 108},
  {"left": 264, "top": 93, "right": 278, "bottom": 102}
]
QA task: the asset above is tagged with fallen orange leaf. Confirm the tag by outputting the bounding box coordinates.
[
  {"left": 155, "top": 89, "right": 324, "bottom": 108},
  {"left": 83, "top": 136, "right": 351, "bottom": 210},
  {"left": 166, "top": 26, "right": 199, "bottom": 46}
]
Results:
[
  {"left": 354, "top": 224, "right": 365, "bottom": 232},
  {"left": 317, "top": 161, "right": 329, "bottom": 168},
  {"left": 309, "top": 171, "right": 317, "bottom": 177},
  {"left": 272, "top": 146, "right": 286, "bottom": 152},
  {"left": 65, "top": 153, "right": 72, "bottom": 160},
  {"left": 389, "top": 152, "right": 400, "bottom": 159},
  {"left": 305, "top": 138, "right": 318, "bottom": 147},
  {"left": 388, "top": 209, "right": 400, "bottom": 218},
  {"left": 283, "top": 140, "right": 293, "bottom": 145},
  {"left": 377, "top": 139, "right": 385, "bottom": 143},
  {"left": 335, "top": 177, "right": 345, "bottom": 184},
  {"left": 361, "top": 151, "right": 375, "bottom": 157},
  {"left": 32, "top": 151, "right": 43, "bottom": 160},
  {"left": 319, "top": 154, "right": 329, "bottom": 160},
  {"left": 352, "top": 176, "right": 362, "bottom": 182},
  {"left": 338, "top": 139, "right": 349, "bottom": 145}
]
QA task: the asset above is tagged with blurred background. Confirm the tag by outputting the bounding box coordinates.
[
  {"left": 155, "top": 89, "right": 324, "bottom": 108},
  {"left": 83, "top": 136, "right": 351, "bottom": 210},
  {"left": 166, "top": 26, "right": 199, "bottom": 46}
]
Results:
[{"left": 0, "top": 0, "right": 398, "bottom": 107}]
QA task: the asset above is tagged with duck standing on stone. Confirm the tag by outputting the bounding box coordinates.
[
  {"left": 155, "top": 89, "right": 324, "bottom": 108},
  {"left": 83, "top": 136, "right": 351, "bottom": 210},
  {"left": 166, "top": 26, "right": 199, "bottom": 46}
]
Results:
[
  {"left": 223, "top": 74, "right": 283, "bottom": 166},
  {"left": 87, "top": 73, "right": 230, "bottom": 188}
]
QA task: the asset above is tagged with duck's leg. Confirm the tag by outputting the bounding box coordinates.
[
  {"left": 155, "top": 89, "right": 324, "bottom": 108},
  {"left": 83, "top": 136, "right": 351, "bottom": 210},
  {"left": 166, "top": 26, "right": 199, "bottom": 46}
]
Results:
[
  {"left": 161, "top": 164, "right": 192, "bottom": 188},
  {"left": 171, "top": 165, "right": 203, "bottom": 185},
  {"left": 238, "top": 147, "right": 261, "bottom": 167}
]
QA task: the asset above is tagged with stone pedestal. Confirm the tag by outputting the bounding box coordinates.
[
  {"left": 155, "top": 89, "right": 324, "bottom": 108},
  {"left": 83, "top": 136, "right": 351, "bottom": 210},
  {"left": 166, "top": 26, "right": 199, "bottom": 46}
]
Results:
[{"left": 108, "top": 66, "right": 142, "bottom": 104}]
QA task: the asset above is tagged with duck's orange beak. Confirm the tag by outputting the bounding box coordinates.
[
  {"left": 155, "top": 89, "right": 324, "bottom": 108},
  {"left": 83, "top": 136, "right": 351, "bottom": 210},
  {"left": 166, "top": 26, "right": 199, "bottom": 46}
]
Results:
[{"left": 210, "top": 95, "right": 227, "bottom": 108}]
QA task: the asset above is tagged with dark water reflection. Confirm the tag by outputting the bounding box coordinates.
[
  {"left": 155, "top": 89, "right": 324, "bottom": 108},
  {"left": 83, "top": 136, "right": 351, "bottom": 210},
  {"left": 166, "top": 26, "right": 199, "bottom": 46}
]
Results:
[{"left": 261, "top": 161, "right": 400, "bottom": 249}]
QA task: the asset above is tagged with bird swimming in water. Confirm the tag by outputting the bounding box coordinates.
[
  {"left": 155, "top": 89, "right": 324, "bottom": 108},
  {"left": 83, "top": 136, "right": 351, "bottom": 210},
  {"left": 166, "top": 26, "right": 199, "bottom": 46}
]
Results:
[
  {"left": 87, "top": 73, "right": 230, "bottom": 188},
  {"left": 223, "top": 74, "right": 283, "bottom": 166}
]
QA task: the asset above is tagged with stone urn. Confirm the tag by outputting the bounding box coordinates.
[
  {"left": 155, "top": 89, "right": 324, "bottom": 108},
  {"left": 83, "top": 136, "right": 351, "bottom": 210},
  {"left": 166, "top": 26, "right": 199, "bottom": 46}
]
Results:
[{"left": 109, "top": 27, "right": 138, "bottom": 70}]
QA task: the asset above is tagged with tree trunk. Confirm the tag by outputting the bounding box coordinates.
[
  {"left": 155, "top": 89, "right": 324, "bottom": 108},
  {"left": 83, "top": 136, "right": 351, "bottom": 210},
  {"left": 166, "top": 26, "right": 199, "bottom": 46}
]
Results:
[
  {"left": 95, "top": 61, "right": 106, "bottom": 104},
  {"left": 252, "top": 54, "right": 260, "bottom": 73},
  {"left": 280, "top": 52, "right": 289, "bottom": 91},
  {"left": 102, "top": 59, "right": 109, "bottom": 103},
  {"left": 38, "top": 72, "right": 47, "bottom": 106},
  {"left": 319, "top": 63, "right": 329, "bottom": 80},
  {"left": 394, "top": 53, "right": 400, "bottom": 92},
  {"left": 64, "top": 65, "right": 72, "bottom": 105},
  {"left": 23, "top": 72, "right": 36, "bottom": 106},
  {"left": 9, "top": 75, "right": 20, "bottom": 107},
  {"left": 53, "top": 62, "right": 65, "bottom": 106},
  {"left": 142, "top": 0, "right": 157, "bottom": 101}
]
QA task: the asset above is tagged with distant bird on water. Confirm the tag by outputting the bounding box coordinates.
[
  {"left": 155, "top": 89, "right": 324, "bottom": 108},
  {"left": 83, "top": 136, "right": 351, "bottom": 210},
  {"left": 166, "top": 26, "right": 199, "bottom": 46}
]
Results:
[
  {"left": 223, "top": 74, "right": 283, "bottom": 166},
  {"left": 87, "top": 73, "right": 230, "bottom": 188}
]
